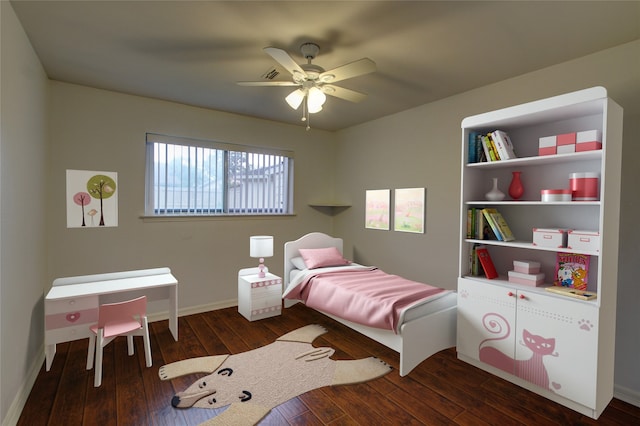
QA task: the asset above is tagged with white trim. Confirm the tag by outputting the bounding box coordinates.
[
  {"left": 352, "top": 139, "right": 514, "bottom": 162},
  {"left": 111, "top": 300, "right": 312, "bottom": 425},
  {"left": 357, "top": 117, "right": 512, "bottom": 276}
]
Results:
[
  {"left": 1, "top": 347, "right": 44, "bottom": 426},
  {"left": 614, "top": 384, "right": 640, "bottom": 408}
]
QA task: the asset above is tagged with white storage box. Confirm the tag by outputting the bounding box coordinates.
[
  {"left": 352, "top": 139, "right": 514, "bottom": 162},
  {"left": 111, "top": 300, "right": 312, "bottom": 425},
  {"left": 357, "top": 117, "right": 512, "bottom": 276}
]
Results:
[
  {"left": 508, "top": 270, "right": 545, "bottom": 287},
  {"left": 567, "top": 230, "right": 600, "bottom": 253},
  {"left": 538, "top": 136, "right": 557, "bottom": 156},
  {"left": 513, "top": 260, "right": 541, "bottom": 274},
  {"left": 533, "top": 228, "right": 568, "bottom": 248},
  {"left": 576, "top": 130, "right": 602, "bottom": 152}
]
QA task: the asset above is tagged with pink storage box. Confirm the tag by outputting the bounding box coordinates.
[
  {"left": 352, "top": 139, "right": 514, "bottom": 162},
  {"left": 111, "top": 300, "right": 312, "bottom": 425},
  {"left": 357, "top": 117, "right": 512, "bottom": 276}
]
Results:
[
  {"left": 576, "top": 129, "right": 602, "bottom": 152},
  {"left": 557, "top": 133, "right": 576, "bottom": 145},
  {"left": 513, "top": 260, "right": 541, "bottom": 274},
  {"left": 538, "top": 136, "right": 557, "bottom": 156},
  {"left": 533, "top": 228, "right": 568, "bottom": 248},
  {"left": 567, "top": 230, "right": 600, "bottom": 253},
  {"left": 508, "top": 270, "right": 545, "bottom": 287},
  {"left": 541, "top": 189, "right": 572, "bottom": 202},
  {"left": 570, "top": 172, "right": 599, "bottom": 200}
]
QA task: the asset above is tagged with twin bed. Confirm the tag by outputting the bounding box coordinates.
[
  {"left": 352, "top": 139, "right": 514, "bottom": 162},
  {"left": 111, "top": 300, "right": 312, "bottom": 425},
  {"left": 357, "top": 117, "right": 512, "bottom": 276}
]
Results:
[{"left": 282, "top": 232, "right": 457, "bottom": 376}]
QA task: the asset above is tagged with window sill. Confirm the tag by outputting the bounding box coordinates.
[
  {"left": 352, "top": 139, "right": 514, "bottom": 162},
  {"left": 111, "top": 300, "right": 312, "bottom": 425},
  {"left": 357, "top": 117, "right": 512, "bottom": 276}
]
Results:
[{"left": 140, "top": 213, "right": 296, "bottom": 222}]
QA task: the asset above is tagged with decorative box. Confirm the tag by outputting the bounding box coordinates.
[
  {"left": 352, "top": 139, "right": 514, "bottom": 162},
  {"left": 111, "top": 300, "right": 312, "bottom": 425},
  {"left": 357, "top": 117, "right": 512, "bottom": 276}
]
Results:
[
  {"left": 538, "top": 136, "right": 557, "bottom": 156},
  {"left": 576, "top": 130, "right": 602, "bottom": 152},
  {"left": 513, "top": 260, "right": 541, "bottom": 274},
  {"left": 557, "top": 132, "right": 576, "bottom": 145},
  {"left": 567, "top": 230, "right": 600, "bottom": 253},
  {"left": 570, "top": 172, "right": 599, "bottom": 200},
  {"left": 541, "top": 189, "right": 572, "bottom": 202},
  {"left": 508, "top": 270, "right": 545, "bottom": 287},
  {"left": 533, "top": 228, "right": 568, "bottom": 248},
  {"left": 556, "top": 133, "right": 576, "bottom": 154}
]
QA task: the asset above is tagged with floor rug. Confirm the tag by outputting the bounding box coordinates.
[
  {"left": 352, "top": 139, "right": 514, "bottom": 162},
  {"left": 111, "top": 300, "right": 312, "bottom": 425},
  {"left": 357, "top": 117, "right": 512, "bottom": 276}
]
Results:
[{"left": 159, "top": 324, "right": 392, "bottom": 425}]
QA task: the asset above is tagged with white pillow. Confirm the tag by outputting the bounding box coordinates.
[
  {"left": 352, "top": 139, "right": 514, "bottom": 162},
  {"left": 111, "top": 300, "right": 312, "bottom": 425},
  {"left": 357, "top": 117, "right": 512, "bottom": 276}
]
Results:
[{"left": 290, "top": 256, "right": 307, "bottom": 270}]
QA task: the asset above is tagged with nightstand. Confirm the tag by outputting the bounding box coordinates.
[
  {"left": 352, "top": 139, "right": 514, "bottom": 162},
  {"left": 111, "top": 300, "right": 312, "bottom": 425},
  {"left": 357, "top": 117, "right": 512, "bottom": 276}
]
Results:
[{"left": 238, "top": 268, "right": 282, "bottom": 321}]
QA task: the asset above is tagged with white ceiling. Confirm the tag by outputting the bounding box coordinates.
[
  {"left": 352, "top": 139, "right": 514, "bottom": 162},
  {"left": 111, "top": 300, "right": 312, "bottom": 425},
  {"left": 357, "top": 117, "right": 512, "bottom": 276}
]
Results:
[{"left": 10, "top": 1, "right": 640, "bottom": 131}]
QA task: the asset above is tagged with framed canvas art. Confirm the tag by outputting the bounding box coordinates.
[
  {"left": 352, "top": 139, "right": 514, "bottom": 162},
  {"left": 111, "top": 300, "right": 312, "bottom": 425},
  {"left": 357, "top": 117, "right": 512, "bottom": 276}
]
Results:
[
  {"left": 394, "top": 188, "right": 425, "bottom": 233},
  {"left": 365, "top": 189, "right": 390, "bottom": 230},
  {"left": 66, "top": 170, "right": 118, "bottom": 228}
]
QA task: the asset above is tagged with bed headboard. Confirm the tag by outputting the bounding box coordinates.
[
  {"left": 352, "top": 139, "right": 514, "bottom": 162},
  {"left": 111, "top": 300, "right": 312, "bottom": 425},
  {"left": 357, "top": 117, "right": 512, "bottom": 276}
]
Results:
[{"left": 283, "top": 232, "right": 343, "bottom": 286}]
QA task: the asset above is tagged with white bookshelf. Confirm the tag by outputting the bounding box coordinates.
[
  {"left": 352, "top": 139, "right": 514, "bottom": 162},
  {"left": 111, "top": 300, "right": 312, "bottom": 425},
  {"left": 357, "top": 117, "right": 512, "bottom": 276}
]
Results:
[{"left": 456, "top": 87, "right": 623, "bottom": 418}]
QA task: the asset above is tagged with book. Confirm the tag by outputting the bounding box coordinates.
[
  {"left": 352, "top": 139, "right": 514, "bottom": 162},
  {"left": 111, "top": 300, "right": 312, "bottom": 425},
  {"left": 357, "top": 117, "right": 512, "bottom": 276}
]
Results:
[
  {"left": 486, "top": 133, "right": 502, "bottom": 160},
  {"left": 545, "top": 286, "right": 597, "bottom": 300},
  {"left": 481, "top": 135, "right": 499, "bottom": 161},
  {"left": 491, "top": 130, "right": 517, "bottom": 160},
  {"left": 481, "top": 208, "right": 503, "bottom": 241},
  {"left": 489, "top": 210, "right": 515, "bottom": 241},
  {"left": 476, "top": 245, "right": 498, "bottom": 279},
  {"left": 468, "top": 131, "right": 478, "bottom": 163},
  {"left": 554, "top": 253, "right": 590, "bottom": 290}
]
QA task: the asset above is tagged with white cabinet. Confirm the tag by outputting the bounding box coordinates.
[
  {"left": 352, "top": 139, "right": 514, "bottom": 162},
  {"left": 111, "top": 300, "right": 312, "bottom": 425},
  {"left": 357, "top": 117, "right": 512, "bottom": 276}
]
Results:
[
  {"left": 458, "top": 279, "right": 598, "bottom": 408},
  {"left": 457, "top": 87, "right": 623, "bottom": 419},
  {"left": 238, "top": 271, "right": 282, "bottom": 321}
]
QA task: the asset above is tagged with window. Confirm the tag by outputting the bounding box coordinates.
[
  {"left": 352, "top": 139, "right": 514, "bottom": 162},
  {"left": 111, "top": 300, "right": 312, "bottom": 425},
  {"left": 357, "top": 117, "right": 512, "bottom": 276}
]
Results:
[{"left": 145, "top": 133, "right": 293, "bottom": 216}]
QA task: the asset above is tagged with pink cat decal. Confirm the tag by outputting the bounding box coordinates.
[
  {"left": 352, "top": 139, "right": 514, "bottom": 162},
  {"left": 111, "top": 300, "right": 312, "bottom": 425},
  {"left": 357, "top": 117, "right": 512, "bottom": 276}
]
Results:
[{"left": 478, "top": 313, "right": 561, "bottom": 391}]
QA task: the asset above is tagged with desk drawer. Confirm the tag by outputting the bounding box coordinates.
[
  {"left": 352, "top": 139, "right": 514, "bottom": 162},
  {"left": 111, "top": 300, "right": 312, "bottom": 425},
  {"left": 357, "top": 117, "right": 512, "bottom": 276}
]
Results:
[
  {"left": 46, "top": 295, "right": 98, "bottom": 315},
  {"left": 45, "top": 325, "right": 93, "bottom": 345}
]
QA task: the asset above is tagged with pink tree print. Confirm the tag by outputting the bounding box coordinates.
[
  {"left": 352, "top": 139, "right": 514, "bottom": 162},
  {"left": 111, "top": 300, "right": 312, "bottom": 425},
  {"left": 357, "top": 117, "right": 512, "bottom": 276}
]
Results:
[{"left": 73, "top": 192, "right": 91, "bottom": 227}]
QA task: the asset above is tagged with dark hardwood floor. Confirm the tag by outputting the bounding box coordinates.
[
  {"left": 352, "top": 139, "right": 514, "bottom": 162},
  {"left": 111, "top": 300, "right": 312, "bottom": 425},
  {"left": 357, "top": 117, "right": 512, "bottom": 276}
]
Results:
[{"left": 19, "top": 304, "right": 640, "bottom": 425}]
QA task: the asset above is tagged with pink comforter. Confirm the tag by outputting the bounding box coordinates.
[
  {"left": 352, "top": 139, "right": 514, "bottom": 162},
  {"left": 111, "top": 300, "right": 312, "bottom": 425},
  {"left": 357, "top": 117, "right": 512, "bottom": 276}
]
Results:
[{"left": 283, "top": 266, "right": 446, "bottom": 333}]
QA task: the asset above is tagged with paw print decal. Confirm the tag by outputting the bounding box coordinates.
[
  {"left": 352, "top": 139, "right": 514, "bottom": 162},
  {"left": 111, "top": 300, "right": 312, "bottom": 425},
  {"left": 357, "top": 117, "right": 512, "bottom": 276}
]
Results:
[
  {"left": 578, "top": 319, "right": 593, "bottom": 331},
  {"left": 460, "top": 289, "right": 469, "bottom": 299}
]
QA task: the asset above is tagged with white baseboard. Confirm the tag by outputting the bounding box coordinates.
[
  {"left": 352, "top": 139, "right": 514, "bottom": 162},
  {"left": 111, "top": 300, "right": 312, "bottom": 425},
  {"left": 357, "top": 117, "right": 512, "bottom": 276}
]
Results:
[
  {"left": 3, "top": 300, "right": 238, "bottom": 426},
  {"left": 614, "top": 384, "right": 640, "bottom": 408},
  {"left": 2, "top": 347, "right": 44, "bottom": 426}
]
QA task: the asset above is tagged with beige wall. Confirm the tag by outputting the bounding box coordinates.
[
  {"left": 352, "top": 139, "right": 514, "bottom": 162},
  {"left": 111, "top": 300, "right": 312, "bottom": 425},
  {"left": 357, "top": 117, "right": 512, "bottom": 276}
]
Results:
[
  {"left": 47, "top": 82, "right": 338, "bottom": 310},
  {"left": 333, "top": 40, "right": 640, "bottom": 401},
  {"left": 0, "top": 2, "right": 49, "bottom": 422}
]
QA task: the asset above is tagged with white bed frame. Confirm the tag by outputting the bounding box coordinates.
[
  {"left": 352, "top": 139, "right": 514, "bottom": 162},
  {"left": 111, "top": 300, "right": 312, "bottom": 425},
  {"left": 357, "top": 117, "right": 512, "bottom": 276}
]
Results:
[{"left": 283, "top": 232, "right": 457, "bottom": 376}]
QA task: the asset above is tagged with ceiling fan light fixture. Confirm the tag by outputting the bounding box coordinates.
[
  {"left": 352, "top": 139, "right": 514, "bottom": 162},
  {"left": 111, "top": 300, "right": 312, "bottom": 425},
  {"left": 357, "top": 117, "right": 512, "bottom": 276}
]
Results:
[
  {"left": 307, "top": 87, "right": 326, "bottom": 113},
  {"left": 285, "top": 89, "right": 306, "bottom": 110}
]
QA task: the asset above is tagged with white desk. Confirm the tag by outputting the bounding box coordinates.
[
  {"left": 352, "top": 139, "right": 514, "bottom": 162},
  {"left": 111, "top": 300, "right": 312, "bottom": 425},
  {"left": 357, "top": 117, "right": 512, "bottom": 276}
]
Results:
[{"left": 45, "top": 267, "right": 178, "bottom": 371}]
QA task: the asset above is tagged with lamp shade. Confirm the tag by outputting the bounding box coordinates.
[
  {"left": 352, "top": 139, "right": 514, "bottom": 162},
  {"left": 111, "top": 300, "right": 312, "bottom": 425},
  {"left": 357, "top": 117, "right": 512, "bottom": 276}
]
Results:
[
  {"left": 307, "top": 87, "right": 326, "bottom": 113},
  {"left": 285, "top": 89, "right": 305, "bottom": 110},
  {"left": 250, "top": 236, "right": 273, "bottom": 258}
]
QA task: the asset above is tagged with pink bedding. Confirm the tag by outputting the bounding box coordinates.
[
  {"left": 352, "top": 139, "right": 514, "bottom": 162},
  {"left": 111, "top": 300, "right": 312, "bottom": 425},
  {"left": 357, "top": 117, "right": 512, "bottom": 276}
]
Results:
[{"left": 283, "top": 266, "right": 447, "bottom": 333}]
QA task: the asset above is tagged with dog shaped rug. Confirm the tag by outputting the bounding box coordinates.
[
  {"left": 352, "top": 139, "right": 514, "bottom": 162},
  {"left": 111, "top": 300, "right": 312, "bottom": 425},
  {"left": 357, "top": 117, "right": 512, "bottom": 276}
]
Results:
[{"left": 159, "top": 324, "right": 392, "bottom": 425}]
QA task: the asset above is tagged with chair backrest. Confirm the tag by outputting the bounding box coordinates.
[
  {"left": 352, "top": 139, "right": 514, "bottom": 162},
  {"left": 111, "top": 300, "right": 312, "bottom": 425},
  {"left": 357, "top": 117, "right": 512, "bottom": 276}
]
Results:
[{"left": 97, "top": 295, "right": 147, "bottom": 328}]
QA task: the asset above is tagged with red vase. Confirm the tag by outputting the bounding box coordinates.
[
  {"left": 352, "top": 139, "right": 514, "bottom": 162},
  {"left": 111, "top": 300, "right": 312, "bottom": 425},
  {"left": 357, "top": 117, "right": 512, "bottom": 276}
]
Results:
[{"left": 509, "top": 171, "right": 524, "bottom": 200}]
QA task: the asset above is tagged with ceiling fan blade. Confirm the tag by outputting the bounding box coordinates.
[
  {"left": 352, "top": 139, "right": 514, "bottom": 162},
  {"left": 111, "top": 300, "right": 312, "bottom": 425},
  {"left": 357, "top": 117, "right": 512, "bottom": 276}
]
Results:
[
  {"left": 237, "top": 81, "right": 299, "bottom": 87},
  {"left": 263, "top": 47, "right": 306, "bottom": 78},
  {"left": 320, "top": 58, "right": 376, "bottom": 83},
  {"left": 321, "top": 85, "right": 367, "bottom": 103}
]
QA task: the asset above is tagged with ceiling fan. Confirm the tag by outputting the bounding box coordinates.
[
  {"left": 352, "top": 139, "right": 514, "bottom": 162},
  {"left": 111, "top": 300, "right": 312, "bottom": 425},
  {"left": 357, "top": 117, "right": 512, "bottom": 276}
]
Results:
[{"left": 237, "top": 43, "right": 376, "bottom": 129}]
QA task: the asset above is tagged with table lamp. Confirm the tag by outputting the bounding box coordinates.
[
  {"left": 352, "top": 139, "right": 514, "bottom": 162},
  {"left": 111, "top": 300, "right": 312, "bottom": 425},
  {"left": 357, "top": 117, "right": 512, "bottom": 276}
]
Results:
[{"left": 250, "top": 236, "right": 273, "bottom": 278}]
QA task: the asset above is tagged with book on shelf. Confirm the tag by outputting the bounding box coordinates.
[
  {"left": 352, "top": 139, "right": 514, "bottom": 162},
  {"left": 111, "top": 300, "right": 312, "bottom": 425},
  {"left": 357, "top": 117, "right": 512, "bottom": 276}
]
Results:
[
  {"left": 489, "top": 209, "right": 516, "bottom": 242},
  {"left": 491, "top": 130, "right": 517, "bottom": 160},
  {"left": 554, "top": 253, "right": 590, "bottom": 291},
  {"left": 481, "top": 135, "right": 499, "bottom": 161},
  {"left": 475, "top": 245, "right": 498, "bottom": 279},
  {"left": 481, "top": 208, "right": 504, "bottom": 241}
]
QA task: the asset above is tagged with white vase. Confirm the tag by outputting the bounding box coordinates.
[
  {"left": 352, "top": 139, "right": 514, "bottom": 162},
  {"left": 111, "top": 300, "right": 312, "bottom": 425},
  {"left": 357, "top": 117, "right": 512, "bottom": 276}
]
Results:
[{"left": 485, "top": 177, "right": 505, "bottom": 201}]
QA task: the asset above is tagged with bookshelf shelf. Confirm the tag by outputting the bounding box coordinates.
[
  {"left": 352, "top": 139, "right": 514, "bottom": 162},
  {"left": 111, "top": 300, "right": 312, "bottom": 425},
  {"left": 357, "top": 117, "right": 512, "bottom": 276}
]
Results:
[{"left": 457, "top": 87, "right": 623, "bottom": 419}]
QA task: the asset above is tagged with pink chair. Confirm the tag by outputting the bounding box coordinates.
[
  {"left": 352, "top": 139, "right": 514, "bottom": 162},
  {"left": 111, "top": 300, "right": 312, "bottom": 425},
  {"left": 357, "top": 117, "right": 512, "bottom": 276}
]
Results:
[{"left": 86, "top": 296, "right": 152, "bottom": 387}]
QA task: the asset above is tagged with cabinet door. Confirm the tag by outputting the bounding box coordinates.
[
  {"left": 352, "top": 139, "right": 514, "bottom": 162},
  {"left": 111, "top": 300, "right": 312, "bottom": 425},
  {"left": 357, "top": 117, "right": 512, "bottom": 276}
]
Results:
[
  {"left": 515, "top": 291, "right": 598, "bottom": 408},
  {"left": 457, "top": 278, "right": 517, "bottom": 375}
]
